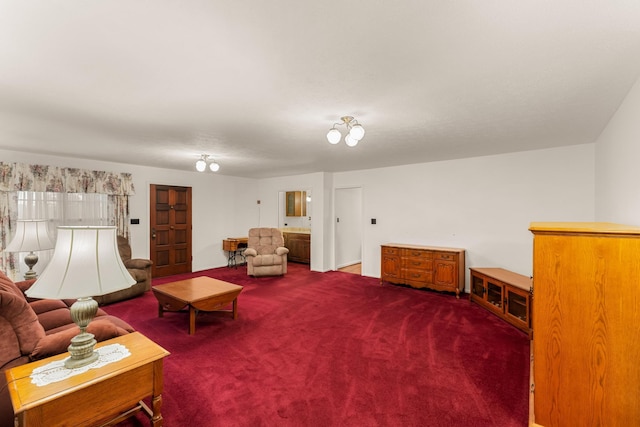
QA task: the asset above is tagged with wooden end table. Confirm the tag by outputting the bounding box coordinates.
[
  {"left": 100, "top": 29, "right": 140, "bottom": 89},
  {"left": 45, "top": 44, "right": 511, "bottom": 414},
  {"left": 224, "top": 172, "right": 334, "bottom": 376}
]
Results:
[
  {"left": 152, "top": 276, "right": 244, "bottom": 335},
  {"left": 5, "top": 332, "right": 170, "bottom": 427}
]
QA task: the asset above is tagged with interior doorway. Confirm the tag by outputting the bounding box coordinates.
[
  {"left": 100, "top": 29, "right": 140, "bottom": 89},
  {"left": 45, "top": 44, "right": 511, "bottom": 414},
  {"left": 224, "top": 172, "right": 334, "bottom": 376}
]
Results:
[
  {"left": 335, "top": 187, "right": 362, "bottom": 273},
  {"left": 150, "top": 184, "right": 192, "bottom": 278}
]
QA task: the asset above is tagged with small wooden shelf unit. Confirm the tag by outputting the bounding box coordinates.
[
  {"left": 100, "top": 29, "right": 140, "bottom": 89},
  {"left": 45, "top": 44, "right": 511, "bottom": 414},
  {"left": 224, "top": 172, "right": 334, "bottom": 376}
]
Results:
[
  {"left": 380, "top": 243, "right": 465, "bottom": 298},
  {"left": 469, "top": 267, "right": 532, "bottom": 335}
]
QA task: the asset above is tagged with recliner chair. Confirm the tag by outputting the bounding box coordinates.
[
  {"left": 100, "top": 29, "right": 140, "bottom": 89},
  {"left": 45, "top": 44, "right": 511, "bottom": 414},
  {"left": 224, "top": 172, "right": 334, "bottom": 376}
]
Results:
[
  {"left": 244, "top": 228, "right": 289, "bottom": 276},
  {"left": 92, "top": 235, "right": 153, "bottom": 305}
]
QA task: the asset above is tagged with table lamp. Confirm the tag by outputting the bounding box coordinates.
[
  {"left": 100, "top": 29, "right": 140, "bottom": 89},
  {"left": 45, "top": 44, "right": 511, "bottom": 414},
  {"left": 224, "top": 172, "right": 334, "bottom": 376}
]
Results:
[
  {"left": 26, "top": 226, "right": 136, "bottom": 369},
  {"left": 4, "top": 219, "right": 55, "bottom": 280}
]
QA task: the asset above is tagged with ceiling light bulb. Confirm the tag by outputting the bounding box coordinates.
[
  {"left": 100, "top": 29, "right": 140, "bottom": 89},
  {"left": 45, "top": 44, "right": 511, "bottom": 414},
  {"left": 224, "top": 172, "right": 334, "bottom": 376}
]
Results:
[
  {"left": 209, "top": 161, "right": 220, "bottom": 172},
  {"left": 195, "top": 159, "right": 206, "bottom": 172},
  {"left": 327, "top": 128, "right": 341, "bottom": 144},
  {"left": 349, "top": 124, "right": 365, "bottom": 141},
  {"left": 345, "top": 133, "right": 359, "bottom": 147}
]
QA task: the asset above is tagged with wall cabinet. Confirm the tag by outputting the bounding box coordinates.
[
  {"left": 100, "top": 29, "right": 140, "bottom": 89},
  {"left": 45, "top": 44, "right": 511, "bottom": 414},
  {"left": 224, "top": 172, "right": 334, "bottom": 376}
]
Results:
[
  {"left": 283, "top": 232, "right": 310, "bottom": 264},
  {"left": 529, "top": 222, "right": 640, "bottom": 427},
  {"left": 285, "top": 191, "right": 307, "bottom": 217},
  {"left": 380, "top": 244, "right": 465, "bottom": 298},
  {"left": 469, "top": 267, "right": 532, "bottom": 335}
]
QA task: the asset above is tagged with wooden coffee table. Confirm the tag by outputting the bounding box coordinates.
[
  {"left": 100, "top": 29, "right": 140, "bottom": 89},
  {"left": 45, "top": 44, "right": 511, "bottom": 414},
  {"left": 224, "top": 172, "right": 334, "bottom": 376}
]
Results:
[{"left": 152, "top": 276, "right": 243, "bottom": 335}]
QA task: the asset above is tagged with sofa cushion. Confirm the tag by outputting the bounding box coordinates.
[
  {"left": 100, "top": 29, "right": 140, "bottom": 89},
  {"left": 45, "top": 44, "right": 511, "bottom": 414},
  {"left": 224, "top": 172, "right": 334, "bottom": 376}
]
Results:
[
  {"left": 251, "top": 254, "right": 283, "bottom": 266},
  {"left": 0, "top": 290, "right": 46, "bottom": 368},
  {"left": 30, "top": 317, "right": 131, "bottom": 360},
  {"left": 0, "top": 270, "right": 25, "bottom": 300}
]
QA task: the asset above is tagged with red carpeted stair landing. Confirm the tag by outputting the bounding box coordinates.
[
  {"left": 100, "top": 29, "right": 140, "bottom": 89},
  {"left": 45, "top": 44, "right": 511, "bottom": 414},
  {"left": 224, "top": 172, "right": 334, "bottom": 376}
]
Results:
[{"left": 109, "top": 263, "right": 530, "bottom": 427}]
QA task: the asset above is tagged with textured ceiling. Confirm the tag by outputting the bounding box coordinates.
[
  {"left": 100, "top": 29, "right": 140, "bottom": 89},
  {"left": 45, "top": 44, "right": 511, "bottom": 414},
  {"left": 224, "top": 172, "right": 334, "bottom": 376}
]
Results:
[{"left": 1, "top": 1, "right": 640, "bottom": 178}]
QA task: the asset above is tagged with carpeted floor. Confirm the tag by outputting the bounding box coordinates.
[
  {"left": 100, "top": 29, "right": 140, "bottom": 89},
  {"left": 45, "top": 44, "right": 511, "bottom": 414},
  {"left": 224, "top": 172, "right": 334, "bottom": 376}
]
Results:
[{"left": 109, "top": 263, "right": 530, "bottom": 427}]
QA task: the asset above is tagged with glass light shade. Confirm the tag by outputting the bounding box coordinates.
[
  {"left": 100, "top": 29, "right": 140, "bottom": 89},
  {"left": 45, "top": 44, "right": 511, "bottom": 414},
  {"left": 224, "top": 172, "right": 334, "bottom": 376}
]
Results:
[
  {"left": 26, "top": 226, "right": 135, "bottom": 299},
  {"left": 349, "top": 124, "right": 365, "bottom": 141},
  {"left": 209, "top": 161, "right": 220, "bottom": 172},
  {"left": 5, "top": 219, "right": 54, "bottom": 252},
  {"left": 327, "top": 128, "right": 341, "bottom": 144},
  {"left": 195, "top": 159, "right": 207, "bottom": 172},
  {"left": 345, "top": 133, "right": 359, "bottom": 147}
]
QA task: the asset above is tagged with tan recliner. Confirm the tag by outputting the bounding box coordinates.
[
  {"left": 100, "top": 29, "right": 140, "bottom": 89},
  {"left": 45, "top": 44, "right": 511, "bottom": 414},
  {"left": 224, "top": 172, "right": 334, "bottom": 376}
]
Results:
[{"left": 244, "top": 228, "right": 289, "bottom": 277}]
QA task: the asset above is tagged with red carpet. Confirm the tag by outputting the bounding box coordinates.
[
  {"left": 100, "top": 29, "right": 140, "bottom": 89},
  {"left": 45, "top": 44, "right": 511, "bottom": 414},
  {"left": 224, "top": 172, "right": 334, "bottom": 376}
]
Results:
[{"left": 108, "top": 263, "right": 530, "bottom": 427}]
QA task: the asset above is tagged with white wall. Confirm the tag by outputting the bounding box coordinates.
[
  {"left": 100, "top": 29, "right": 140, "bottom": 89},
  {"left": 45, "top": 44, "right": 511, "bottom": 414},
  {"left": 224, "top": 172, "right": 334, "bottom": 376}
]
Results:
[
  {"left": 2, "top": 141, "right": 598, "bottom": 288},
  {"left": 0, "top": 149, "right": 259, "bottom": 272},
  {"left": 333, "top": 144, "right": 595, "bottom": 286},
  {"left": 256, "top": 172, "right": 329, "bottom": 271},
  {"left": 595, "top": 75, "right": 640, "bottom": 225}
]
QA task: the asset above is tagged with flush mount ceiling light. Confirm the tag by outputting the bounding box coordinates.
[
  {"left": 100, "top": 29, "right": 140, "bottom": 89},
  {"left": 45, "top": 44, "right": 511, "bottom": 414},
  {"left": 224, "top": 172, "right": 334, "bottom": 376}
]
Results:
[
  {"left": 326, "top": 116, "right": 365, "bottom": 147},
  {"left": 195, "top": 154, "right": 220, "bottom": 172}
]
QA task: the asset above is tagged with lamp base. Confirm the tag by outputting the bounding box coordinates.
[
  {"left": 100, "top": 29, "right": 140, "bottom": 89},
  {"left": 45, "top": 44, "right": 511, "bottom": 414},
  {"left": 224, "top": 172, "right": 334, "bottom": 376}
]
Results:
[
  {"left": 66, "top": 296, "right": 100, "bottom": 369},
  {"left": 23, "top": 251, "right": 39, "bottom": 280},
  {"left": 65, "top": 332, "right": 99, "bottom": 369}
]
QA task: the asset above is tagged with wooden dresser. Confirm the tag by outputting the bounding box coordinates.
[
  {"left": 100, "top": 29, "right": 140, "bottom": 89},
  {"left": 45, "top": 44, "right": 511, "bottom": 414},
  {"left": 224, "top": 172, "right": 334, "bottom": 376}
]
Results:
[
  {"left": 380, "top": 243, "right": 465, "bottom": 298},
  {"left": 529, "top": 222, "right": 640, "bottom": 426}
]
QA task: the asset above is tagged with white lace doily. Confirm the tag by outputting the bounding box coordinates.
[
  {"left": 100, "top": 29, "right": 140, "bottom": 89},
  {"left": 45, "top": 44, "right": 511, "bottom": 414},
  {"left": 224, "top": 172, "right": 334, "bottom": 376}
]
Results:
[{"left": 31, "top": 343, "right": 131, "bottom": 387}]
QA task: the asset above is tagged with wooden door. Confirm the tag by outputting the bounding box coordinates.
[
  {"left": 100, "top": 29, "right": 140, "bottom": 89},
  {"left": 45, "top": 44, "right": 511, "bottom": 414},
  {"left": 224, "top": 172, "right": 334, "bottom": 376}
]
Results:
[{"left": 150, "top": 184, "right": 192, "bottom": 278}]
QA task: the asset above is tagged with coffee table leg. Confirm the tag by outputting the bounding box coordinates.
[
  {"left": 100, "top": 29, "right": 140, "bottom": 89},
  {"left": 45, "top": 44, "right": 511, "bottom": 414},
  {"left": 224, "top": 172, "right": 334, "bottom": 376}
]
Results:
[
  {"left": 232, "top": 298, "right": 238, "bottom": 319},
  {"left": 189, "top": 306, "right": 196, "bottom": 335},
  {"left": 158, "top": 304, "right": 164, "bottom": 318}
]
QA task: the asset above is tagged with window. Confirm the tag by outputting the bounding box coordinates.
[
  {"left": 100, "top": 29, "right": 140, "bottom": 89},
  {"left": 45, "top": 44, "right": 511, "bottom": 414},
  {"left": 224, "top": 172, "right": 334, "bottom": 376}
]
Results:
[
  {"left": 13, "top": 191, "right": 111, "bottom": 276},
  {"left": 17, "top": 191, "right": 110, "bottom": 235}
]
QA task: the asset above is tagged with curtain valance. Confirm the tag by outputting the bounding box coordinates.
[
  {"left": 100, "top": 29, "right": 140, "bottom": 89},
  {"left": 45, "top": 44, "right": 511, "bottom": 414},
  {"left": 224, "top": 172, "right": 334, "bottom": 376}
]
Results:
[{"left": 0, "top": 162, "right": 135, "bottom": 195}]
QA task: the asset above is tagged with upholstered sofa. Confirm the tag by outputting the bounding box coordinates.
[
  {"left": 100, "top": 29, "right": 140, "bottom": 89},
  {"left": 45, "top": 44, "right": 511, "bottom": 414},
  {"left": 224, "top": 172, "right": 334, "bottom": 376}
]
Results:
[
  {"left": 245, "top": 227, "right": 289, "bottom": 276},
  {"left": 92, "top": 235, "right": 153, "bottom": 305},
  {"left": 0, "top": 269, "right": 135, "bottom": 427}
]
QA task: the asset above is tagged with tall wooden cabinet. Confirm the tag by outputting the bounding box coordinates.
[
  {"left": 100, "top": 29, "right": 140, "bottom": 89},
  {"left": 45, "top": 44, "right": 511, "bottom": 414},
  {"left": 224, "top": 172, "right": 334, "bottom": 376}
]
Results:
[
  {"left": 380, "top": 244, "right": 465, "bottom": 298},
  {"left": 529, "top": 222, "right": 640, "bottom": 427}
]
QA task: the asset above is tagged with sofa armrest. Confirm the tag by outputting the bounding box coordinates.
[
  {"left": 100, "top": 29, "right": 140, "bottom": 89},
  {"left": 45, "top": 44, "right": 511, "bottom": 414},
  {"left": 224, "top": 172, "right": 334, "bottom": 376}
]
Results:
[
  {"left": 244, "top": 248, "right": 257, "bottom": 257},
  {"left": 14, "top": 279, "right": 36, "bottom": 295},
  {"left": 123, "top": 258, "right": 153, "bottom": 270}
]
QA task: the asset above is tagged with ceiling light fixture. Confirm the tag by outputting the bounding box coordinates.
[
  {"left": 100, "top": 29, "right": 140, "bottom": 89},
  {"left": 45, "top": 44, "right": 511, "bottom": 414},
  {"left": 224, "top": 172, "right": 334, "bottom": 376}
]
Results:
[
  {"left": 326, "top": 116, "right": 365, "bottom": 147},
  {"left": 196, "top": 154, "right": 220, "bottom": 172}
]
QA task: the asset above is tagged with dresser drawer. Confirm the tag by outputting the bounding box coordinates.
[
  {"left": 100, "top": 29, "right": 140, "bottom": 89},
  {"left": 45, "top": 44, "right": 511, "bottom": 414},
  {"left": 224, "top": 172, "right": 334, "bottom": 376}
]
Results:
[
  {"left": 435, "top": 252, "right": 457, "bottom": 261},
  {"left": 403, "top": 268, "right": 431, "bottom": 283},
  {"left": 402, "top": 249, "right": 433, "bottom": 260},
  {"left": 404, "top": 258, "right": 433, "bottom": 271},
  {"left": 382, "top": 246, "right": 401, "bottom": 256}
]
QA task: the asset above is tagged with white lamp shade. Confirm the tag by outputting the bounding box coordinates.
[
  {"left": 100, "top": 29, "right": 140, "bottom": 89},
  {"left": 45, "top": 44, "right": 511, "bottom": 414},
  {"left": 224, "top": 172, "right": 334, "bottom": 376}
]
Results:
[
  {"left": 5, "top": 220, "right": 54, "bottom": 252},
  {"left": 349, "top": 124, "right": 365, "bottom": 141},
  {"left": 26, "top": 226, "right": 135, "bottom": 299},
  {"left": 209, "top": 161, "right": 220, "bottom": 172},
  {"left": 195, "top": 159, "right": 207, "bottom": 172},
  {"left": 327, "top": 128, "right": 341, "bottom": 144},
  {"left": 345, "top": 133, "right": 359, "bottom": 147}
]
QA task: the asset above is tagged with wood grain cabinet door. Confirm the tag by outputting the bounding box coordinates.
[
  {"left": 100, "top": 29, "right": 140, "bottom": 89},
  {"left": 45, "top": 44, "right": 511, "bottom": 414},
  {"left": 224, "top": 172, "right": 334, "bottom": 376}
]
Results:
[
  {"left": 381, "top": 246, "right": 402, "bottom": 282},
  {"left": 433, "top": 260, "right": 457, "bottom": 290}
]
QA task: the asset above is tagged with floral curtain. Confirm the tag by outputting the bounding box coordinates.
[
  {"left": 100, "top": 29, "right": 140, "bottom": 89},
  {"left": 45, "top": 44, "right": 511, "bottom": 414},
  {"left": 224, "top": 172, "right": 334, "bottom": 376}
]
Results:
[{"left": 0, "top": 162, "right": 135, "bottom": 277}]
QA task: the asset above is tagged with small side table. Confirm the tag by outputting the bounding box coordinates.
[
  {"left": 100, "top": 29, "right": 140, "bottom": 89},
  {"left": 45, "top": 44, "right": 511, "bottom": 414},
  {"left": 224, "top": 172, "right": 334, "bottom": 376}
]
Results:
[
  {"left": 5, "top": 332, "right": 170, "bottom": 427},
  {"left": 222, "top": 237, "right": 248, "bottom": 268}
]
